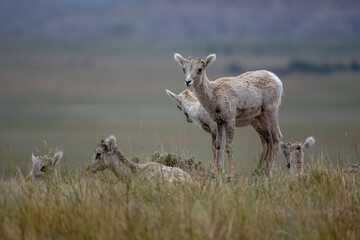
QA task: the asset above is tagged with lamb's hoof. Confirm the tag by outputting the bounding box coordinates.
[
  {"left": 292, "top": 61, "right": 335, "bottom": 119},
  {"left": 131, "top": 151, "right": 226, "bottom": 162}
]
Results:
[
  {"left": 227, "top": 170, "right": 234, "bottom": 182},
  {"left": 210, "top": 169, "right": 217, "bottom": 178},
  {"left": 227, "top": 173, "right": 234, "bottom": 182},
  {"left": 252, "top": 167, "right": 267, "bottom": 177}
]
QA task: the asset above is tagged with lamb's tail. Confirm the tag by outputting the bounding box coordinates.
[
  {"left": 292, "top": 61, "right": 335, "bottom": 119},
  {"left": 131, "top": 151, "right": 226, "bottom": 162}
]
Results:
[{"left": 218, "top": 125, "right": 226, "bottom": 171}]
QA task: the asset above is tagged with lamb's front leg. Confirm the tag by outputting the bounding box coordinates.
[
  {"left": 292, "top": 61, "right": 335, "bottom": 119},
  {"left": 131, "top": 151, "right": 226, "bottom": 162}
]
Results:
[
  {"left": 211, "top": 133, "right": 219, "bottom": 175},
  {"left": 215, "top": 123, "right": 226, "bottom": 174},
  {"left": 225, "top": 120, "right": 235, "bottom": 180}
]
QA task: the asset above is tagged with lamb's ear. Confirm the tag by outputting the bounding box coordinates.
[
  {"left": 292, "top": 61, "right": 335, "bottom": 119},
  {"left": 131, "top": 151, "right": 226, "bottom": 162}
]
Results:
[
  {"left": 204, "top": 54, "right": 216, "bottom": 68},
  {"left": 165, "top": 89, "right": 179, "bottom": 101},
  {"left": 52, "top": 151, "right": 63, "bottom": 165},
  {"left": 303, "top": 136, "right": 315, "bottom": 150},
  {"left": 100, "top": 139, "right": 107, "bottom": 151},
  {"left": 280, "top": 142, "right": 288, "bottom": 151},
  {"left": 174, "top": 53, "right": 186, "bottom": 67},
  {"left": 107, "top": 135, "right": 116, "bottom": 152},
  {"left": 31, "top": 153, "right": 37, "bottom": 163}
]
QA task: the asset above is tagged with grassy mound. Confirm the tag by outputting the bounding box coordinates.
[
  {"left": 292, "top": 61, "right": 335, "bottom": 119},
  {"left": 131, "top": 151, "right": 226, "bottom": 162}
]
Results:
[{"left": 150, "top": 152, "right": 203, "bottom": 172}]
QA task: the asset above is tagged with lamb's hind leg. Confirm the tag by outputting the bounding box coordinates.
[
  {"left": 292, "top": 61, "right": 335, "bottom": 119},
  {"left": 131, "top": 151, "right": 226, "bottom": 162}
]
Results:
[
  {"left": 263, "top": 108, "right": 282, "bottom": 174},
  {"left": 251, "top": 119, "right": 269, "bottom": 175},
  {"left": 252, "top": 116, "right": 272, "bottom": 175}
]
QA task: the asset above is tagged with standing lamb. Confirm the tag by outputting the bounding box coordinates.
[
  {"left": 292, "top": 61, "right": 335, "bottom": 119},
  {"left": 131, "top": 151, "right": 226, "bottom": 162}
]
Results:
[
  {"left": 174, "top": 53, "right": 283, "bottom": 177},
  {"left": 29, "top": 151, "right": 63, "bottom": 178},
  {"left": 280, "top": 136, "right": 315, "bottom": 175},
  {"left": 86, "top": 135, "right": 192, "bottom": 182}
]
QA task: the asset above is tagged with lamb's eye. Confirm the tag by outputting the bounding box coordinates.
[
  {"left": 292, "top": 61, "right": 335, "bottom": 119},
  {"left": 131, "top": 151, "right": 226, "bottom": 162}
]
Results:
[
  {"left": 40, "top": 166, "right": 46, "bottom": 172},
  {"left": 182, "top": 68, "right": 185, "bottom": 73},
  {"left": 197, "top": 68, "right": 202, "bottom": 74}
]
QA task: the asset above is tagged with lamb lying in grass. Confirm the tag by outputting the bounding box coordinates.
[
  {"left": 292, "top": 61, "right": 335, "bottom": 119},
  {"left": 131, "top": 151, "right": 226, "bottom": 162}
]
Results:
[
  {"left": 29, "top": 151, "right": 63, "bottom": 178},
  {"left": 344, "top": 163, "right": 360, "bottom": 174},
  {"left": 280, "top": 136, "right": 315, "bottom": 175},
  {"left": 86, "top": 135, "right": 192, "bottom": 182}
]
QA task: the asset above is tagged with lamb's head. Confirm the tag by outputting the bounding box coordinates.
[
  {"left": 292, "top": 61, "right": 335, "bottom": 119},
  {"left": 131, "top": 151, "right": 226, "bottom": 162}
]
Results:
[
  {"left": 87, "top": 135, "right": 119, "bottom": 174},
  {"left": 29, "top": 151, "right": 63, "bottom": 179},
  {"left": 166, "top": 89, "right": 198, "bottom": 123},
  {"left": 174, "top": 53, "right": 216, "bottom": 87},
  {"left": 280, "top": 136, "right": 315, "bottom": 175}
]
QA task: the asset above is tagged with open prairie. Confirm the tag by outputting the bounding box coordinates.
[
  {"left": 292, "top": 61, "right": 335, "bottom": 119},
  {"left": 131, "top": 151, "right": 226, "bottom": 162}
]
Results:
[
  {"left": 0, "top": 42, "right": 359, "bottom": 176},
  {"left": 0, "top": 41, "right": 359, "bottom": 239}
]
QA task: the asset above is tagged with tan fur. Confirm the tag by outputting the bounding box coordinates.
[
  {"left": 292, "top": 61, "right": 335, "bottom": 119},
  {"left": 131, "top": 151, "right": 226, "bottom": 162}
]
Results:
[
  {"left": 174, "top": 54, "right": 283, "bottom": 177},
  {"left": 280, "top": 136, "right": 315, "bottom": 175},
  {"left": 167, "top": 89, "right": 266, "bottom": 174},
  {"left": 87, "top": 135, "right": 192, "bottom": 182}
]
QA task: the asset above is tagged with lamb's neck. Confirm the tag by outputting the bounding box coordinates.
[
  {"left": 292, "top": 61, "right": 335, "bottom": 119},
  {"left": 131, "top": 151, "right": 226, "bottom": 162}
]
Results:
[
  {"left": 290, "top": 163, "right": 303, "bottom": 176},
  {"left": 193, "top": 73, "right": 214, "bottom": 114},
  {"left": 182, "top": 100, "right": 201, "bottom": 122},
  {"left": 113, "top": 148, "right": 138, "bottom": 175}
]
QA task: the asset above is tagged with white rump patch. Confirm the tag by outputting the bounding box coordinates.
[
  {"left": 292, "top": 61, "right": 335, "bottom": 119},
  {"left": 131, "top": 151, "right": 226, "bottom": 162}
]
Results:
[{"left": 267, "top": 71, "right": 283, "bottom": 105}]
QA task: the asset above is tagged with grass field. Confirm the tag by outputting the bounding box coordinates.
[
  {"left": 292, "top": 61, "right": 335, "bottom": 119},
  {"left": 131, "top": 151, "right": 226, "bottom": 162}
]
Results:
[{"left": 0, "top": 160, "right": 359, "bottom": 239}]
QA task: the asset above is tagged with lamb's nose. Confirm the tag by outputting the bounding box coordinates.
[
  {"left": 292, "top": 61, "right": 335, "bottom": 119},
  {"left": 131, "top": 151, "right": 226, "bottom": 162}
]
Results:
[{"left": 185, "top": 80, "right": 191, "bottom": 85}]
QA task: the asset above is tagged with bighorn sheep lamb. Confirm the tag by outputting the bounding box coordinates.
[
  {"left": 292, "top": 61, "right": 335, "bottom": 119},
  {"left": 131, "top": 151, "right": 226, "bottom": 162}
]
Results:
[
  {"left": 29, "top": 151, "right": 63, "bottom": 178},
  {"left": 280, "top": 136, "right": 315, "bottom": 175},
  {"left": 166, "top": 89, "right": 225, "bottom": 174},
  {"left": 86, "top": 135, "right": 192, "bottom": 182},
  {"left": 174, "top": 53, "right": 283, "bottom": 177},
  {"left": 344, "top": 163, "right": 360, "bottom": 174}
]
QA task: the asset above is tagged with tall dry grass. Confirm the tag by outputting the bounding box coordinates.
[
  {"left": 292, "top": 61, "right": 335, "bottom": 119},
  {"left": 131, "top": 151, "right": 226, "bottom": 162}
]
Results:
[{"left": 0, "top": 156, "right": 359, "bottom": 240}]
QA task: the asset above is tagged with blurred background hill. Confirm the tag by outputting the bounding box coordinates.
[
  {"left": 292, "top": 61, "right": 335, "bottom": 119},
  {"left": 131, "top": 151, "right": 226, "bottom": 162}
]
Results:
[
  {"left": 0, "top": 0, "right": 359, "bottom": 176},
  {"left": 1, "top": 0, "right": 360, "bottom": 42}
]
